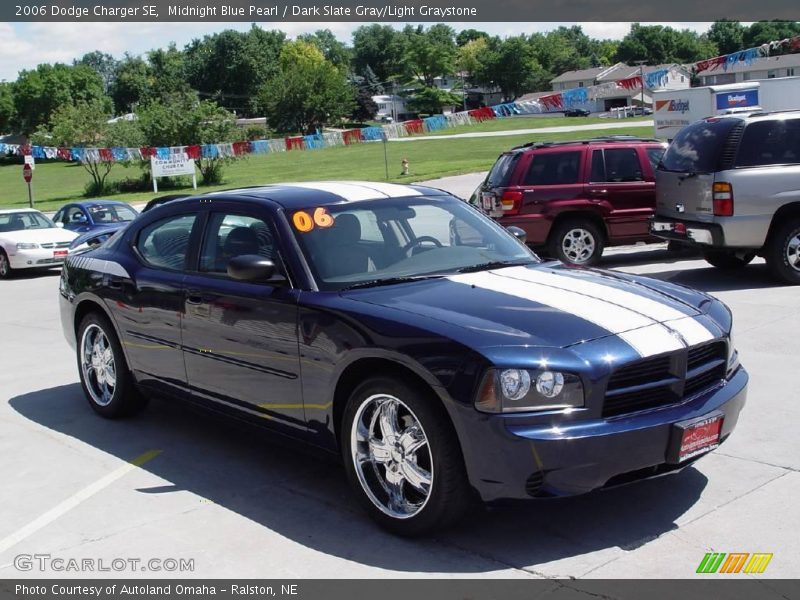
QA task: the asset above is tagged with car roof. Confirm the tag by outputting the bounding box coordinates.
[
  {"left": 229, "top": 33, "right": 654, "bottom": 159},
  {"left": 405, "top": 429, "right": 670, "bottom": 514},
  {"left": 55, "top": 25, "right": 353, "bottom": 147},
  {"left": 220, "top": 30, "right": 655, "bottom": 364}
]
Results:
[
  {"left": 0, "top": 208, "right": 43, "bottom": 215},
  {"left": 168, "top": 181, "right": 450, "bottom": 211},
  {"left": 70, "top": 199, "right": 130, "bottom": 208}
]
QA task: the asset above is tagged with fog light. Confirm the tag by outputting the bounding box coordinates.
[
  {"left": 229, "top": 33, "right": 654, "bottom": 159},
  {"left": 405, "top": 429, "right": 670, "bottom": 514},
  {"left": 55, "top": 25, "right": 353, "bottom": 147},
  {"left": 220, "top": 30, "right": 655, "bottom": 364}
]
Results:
[
  {"left": 499, "top": 369, "right": 530, "bottom": 401},
  {"left": 535, "top": 371, "right": 564, "bottom": 398}
]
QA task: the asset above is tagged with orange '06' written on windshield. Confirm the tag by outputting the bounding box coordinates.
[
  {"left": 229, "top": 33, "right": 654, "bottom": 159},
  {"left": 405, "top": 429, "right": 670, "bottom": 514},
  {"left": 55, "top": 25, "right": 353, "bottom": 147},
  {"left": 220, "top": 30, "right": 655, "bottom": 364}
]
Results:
[{"left": 292, "top": 208, "right": 335, "bottom": 233}]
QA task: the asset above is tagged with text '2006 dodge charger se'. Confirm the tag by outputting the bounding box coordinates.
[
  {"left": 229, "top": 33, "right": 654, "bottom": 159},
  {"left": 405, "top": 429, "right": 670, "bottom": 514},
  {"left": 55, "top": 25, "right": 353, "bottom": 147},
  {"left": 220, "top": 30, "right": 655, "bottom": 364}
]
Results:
[{"left": 59, "top": 182, "right": 747, "bottom": 535}]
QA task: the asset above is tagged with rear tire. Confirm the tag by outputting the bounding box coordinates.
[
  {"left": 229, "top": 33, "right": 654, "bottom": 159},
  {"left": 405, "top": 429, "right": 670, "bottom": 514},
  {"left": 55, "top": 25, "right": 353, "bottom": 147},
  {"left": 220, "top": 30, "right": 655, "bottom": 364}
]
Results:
[
  {"left": 549, "top": 219, "right": 605, "bottom": 266},
  {"left": 341, "top": 376, "right": 471, "bottom": 536},
  {"left": 703, "top": 249, "right": 755, "bottom": 269},
  {"left": 77, "top": 312, "right": 148, "bottom": 418},
  {"left": 766, "top": 219, "right": 800, "bottom": 285},
  {"left": 0, "top": 249, "right": 14, "bottom": 279}
]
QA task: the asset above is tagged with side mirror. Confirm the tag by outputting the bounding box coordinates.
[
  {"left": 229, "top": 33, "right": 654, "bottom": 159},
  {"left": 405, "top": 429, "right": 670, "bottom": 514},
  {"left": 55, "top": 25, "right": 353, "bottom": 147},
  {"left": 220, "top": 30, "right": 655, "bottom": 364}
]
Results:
[
  {"left": 55, "top": 222, "right": 64, "bottom": 228},
  {"left": 227, "top": 255, "right": 284, "bottom": 283},
  {"left": 507, "top": 226, "right": 527, "bottom": 244}
]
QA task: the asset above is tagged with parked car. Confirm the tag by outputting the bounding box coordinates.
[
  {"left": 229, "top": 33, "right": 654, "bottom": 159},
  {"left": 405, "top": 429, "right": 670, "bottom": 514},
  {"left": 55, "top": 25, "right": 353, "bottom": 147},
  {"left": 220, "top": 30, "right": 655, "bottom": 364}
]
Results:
[
  {"left": 471, "top": 137, "right": 668, "bottom": 265},
  {"left": 141, "top": 194, "right": 193, "bottom": 214},
  {"left": 0, "top": 209, "right": 77, "bottom": 278},
  {"left": 564, "top": 108, "right": 591, "bottom": 117},
  {"left": 53, "top": 200, "right": 139, "bottom": 233},
  {"left": 651, "top": 111, "right": 800, "bottom": 283},
  {"left": 60, "top": 182, "right": 746, "bottom": 535}
]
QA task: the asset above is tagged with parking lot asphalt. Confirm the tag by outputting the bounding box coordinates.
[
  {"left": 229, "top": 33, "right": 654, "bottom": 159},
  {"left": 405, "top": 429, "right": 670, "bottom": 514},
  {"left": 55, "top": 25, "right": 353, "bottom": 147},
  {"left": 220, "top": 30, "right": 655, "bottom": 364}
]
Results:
[{"left": 1, "top": 181, "right": 798, "bottom": 580}]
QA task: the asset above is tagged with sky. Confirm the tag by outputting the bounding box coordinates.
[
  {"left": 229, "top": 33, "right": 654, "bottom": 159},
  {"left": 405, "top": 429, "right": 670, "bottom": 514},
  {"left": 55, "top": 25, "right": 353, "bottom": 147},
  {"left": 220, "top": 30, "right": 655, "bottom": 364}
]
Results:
[{"left": 0, "top": 21, "right": 715, "bottom": 82}]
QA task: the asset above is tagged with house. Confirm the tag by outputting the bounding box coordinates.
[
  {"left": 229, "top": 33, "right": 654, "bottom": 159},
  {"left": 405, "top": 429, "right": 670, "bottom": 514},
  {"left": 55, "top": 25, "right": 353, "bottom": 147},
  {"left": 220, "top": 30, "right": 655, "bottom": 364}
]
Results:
[
  {"left": 696, "top": 53, "right": 800, "bottom": 86},
  {"left": 547, "top": 63, "right": 692, "bottom": 113},
  {"left": 372, "top": 95, "right": 410, "bottom": 121}
]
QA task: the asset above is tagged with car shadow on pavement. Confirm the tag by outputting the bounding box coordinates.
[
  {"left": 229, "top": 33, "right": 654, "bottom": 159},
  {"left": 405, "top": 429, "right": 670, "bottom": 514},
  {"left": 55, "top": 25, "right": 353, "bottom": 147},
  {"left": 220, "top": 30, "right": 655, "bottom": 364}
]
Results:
[{"left": 10, "top": 384, "right": 708, "bottom": 574}]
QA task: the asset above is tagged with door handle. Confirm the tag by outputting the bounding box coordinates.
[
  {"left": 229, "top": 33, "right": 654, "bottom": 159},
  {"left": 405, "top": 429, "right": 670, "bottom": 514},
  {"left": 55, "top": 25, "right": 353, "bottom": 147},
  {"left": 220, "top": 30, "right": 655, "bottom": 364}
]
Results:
[
  {"left": 589, "top": 188, "right": 609, "bottom": 195},
  {"left": 107, "top": 275, "right": 123, "bottom": 289}
]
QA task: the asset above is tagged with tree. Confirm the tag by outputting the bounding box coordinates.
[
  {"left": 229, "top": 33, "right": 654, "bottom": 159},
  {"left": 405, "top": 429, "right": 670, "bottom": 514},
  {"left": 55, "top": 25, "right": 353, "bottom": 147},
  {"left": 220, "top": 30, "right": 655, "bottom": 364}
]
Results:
[
  {"left": 256, "top": 41, "right": 355, "bottom": 135},
  {"left": 352, "top": 24, "right": 402, "bottom": 83},
  {"left": 474, "top": 37, "right": 543, "bottom": 100},
  {"left": 147, "top": 44, "right": 190, "bottom": 100},
  {"left": 743, "top": 20, "right": 800, "bottom": 48},
  {"left": 398, "top": 24, "right": 458, "bottom": 87},
  {"left": 708, "top": 20, "right": 746, "bottom": 55},
  {"left": 615, "top": 24, "right": 718, "bottom": 65},
  {"left": 137, "top": 92, "right": 238, "bottom": 184},
  {"left": 456, "top": 28, "right": 488, "bottom": 47},
  {"left": 351, "top": 88, "right": 378, "bottom": 123},
  {"left": 406, "top": 87, "right": 462, "bottom": 115},
  {"left": 110, "top": 54, "right": 150, "bottom": 114},
  {"left": 74, "top": 51, "right": 118, "bottom": 93},
  {"left": 32, "top": 99, "right": 139, "bottom": 195},
  {"left": 0, "top": 83, "right": 15, "bottom": 133},
  {"left": 298, "top": 29, "right": 350, "bottom": 71},
  {"left": 185, "top": 26, "right": 285, "bottom": 116},
  {"left": 13, "top": 63, "right": 110, "bottom": 134},
  {"left": 362, "top": 65, "right": 384, "bottom": 95},
  {"left": 457, "top": 37, "right": 489, "bottom": 85}
]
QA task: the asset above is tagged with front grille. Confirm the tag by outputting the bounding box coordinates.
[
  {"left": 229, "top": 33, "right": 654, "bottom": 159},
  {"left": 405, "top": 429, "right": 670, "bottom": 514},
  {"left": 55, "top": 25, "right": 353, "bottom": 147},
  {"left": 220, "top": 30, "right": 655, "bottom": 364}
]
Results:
[
  {"left": 40, "top": 241, "right": 71, "bottom": 249},
  {"left": 603, "top": 341, "right": 727, "bottom": 418}
]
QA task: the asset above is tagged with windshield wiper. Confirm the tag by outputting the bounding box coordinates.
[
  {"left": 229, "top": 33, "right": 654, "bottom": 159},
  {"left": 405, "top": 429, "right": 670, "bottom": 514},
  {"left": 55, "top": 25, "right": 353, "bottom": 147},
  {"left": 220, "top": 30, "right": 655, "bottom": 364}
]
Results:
[
  {"left": 340, "top": 275, "right": 443, "bottom": 291},
  {"left": 456, "top": 260, "right": 533, "bottom": 273}
]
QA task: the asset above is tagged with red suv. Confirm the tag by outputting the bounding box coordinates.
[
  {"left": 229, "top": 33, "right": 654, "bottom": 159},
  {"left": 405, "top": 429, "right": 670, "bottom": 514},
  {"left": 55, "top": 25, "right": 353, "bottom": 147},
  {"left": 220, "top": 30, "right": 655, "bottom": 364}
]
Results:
[{"left": 471, "top": 137, "right": 667, "bottom": 265}]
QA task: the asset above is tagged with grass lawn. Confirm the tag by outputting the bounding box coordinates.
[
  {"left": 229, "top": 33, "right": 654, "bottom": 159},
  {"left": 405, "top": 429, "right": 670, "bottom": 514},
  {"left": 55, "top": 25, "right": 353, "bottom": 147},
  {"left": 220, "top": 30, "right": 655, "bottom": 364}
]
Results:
[
  {"left": 425, "top": 115, "right": 650, "bottom": 136},
  {"left": 0, "top": 125, "right": 654, "bottom": 211}
]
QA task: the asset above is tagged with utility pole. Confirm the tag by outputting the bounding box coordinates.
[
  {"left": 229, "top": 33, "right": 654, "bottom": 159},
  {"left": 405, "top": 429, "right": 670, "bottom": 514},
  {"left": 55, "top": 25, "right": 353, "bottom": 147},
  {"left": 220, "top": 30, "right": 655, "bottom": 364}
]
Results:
[{"left": 634, "top": 60, "right": 647, "bottom": 114}]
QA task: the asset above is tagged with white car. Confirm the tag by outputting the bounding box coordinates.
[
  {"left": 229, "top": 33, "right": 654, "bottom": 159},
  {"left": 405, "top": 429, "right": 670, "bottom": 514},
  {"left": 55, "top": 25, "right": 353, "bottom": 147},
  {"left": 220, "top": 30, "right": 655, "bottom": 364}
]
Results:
[{"left": 0, "top": 209, "right": 78, "bottom": 278}]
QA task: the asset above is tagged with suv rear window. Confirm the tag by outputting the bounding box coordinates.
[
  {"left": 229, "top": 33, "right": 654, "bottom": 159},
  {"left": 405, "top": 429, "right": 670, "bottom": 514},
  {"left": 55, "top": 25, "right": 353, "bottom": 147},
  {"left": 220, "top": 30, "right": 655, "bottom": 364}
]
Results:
[
  {"left": 660, "top": 118, "right": 741, "bottom": 173},
  {"left": 524, "top": 151, "right": 581, "bottom": 185},
  {"left": 486, "top": 153, "right": 520, "bottom": 187},
  {"left": 735, "top": 119, "right": 800, "bottom": 167}
]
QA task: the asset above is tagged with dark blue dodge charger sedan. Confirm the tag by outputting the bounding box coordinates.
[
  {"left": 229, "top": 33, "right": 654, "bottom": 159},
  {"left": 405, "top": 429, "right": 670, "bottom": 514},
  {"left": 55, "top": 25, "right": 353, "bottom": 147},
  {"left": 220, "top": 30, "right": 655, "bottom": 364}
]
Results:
[{"left": 59, "top": 182, "right": 748, "bottom": 535}]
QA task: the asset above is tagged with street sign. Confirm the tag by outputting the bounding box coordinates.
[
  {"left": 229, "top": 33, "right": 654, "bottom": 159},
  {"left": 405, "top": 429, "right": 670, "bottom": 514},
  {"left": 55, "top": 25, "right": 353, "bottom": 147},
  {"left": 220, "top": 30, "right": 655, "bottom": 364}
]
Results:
[{"left": 22, "top": 163, "right": 32, "bottom": 183}]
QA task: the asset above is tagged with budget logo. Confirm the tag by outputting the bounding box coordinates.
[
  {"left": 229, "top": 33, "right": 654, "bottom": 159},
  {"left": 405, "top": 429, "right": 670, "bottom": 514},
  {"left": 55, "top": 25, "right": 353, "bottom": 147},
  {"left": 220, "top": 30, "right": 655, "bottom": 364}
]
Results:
[
  {"left": 655, "top": 99, "right": 690, "bottom": 113},
  {"left": 696, "top": 552, "right": 773, "bottom": 574}
]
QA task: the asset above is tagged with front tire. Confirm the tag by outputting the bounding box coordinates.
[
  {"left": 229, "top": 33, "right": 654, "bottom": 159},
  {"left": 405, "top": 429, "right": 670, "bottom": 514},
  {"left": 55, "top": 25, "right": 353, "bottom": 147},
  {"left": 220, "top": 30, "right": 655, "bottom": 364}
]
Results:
[
  {"left": 766, "top": 219, "right": 800, "bottom": 284},
  {"left": 341, "top": 376, "right": 471, "bottom": 536},
  {"left": 549, "top": 219, "right": 605, "bottom": 266},
  {"left": 703, "top": 249, "right": 755, "bottom": 269},
  {"left": 77, "top": 312, "right": 147, "bottom": 418},
  {"left": 0, "top": 249, "right": 14, "bottom": 279}
]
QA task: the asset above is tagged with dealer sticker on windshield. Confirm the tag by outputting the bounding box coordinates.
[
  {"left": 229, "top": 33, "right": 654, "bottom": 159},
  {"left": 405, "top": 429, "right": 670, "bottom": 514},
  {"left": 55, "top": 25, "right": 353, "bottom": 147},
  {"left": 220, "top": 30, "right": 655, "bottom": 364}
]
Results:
[{"left": 292, "top": 207, "right": 335, "bottom": 233}]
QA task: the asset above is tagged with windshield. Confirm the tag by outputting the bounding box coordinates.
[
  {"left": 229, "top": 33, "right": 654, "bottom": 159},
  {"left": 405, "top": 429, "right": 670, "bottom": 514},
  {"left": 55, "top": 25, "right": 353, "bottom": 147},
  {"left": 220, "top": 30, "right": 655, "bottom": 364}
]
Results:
[
  {"left": 659, "top": 118, "right": 740, "bottom": 173},
  {"left": 289, "top": 196, "right": 538, "bottom": 291},
  {"left": 88, "top": 204, "right": 138, "bottom": 223},
  {"left": 0, "top": 211, "right": 54, "bottom": 232}
]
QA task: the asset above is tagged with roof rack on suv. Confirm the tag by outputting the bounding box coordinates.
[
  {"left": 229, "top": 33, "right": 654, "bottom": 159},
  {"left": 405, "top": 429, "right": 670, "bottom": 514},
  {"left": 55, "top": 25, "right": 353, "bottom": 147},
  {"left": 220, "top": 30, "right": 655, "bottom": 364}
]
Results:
[{"left": 511, "top": 136, "right": 662, "bottom": 151}]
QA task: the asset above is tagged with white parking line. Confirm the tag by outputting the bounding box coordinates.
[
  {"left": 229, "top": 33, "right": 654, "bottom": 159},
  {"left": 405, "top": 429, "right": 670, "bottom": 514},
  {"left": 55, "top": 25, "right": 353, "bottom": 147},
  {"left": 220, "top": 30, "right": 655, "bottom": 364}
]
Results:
[{"left": 0, "top": 450, "right": 161, "bottom": 555}]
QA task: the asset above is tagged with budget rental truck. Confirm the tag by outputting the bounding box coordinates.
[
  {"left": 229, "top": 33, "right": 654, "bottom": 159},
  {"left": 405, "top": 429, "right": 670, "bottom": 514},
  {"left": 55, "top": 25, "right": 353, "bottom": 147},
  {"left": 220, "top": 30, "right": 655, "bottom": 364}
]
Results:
[{"left": 653, "top": 77, "right": 800, "bottom": 139}]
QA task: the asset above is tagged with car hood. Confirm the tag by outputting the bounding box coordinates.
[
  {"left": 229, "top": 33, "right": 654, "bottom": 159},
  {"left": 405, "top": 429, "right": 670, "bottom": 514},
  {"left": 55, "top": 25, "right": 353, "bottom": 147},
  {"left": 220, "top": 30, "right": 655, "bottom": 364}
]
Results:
[
  {"left": 343, "top": 263, "right": 718, "bottom": 354},
  {"left": 1, "top": 228, "right": 78, "bottom": 244}
]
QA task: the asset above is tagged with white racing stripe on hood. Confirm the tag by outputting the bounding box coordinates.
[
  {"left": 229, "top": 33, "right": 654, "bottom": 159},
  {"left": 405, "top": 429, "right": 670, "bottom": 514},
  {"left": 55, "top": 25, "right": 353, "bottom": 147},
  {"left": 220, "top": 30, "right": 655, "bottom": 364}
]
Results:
[
  {"left": 500, "top": 266, "right": 714, "bottom": 346},
  {"left": 450, "top": 271, "right": 683, "bottom": 357}
]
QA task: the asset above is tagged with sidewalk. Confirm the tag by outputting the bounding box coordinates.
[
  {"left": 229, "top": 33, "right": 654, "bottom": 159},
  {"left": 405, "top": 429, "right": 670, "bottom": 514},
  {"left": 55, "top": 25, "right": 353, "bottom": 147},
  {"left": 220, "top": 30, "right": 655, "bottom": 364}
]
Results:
[{"left": 390, "top": 119, "right": 655, "bottom": 141}]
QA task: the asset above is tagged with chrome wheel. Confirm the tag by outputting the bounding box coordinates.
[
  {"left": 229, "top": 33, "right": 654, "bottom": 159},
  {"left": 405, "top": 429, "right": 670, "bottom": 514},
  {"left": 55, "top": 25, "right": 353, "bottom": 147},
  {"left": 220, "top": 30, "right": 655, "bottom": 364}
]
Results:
[
  {"left": 0, "top": 253, "right": 9, "bottom": 277},
  {"left": 785, "top": 231, "right": 800, "bottom": 272},
  {"left": 351, "top": 394, "right": 433, "bottom": 519},
  {"left": 561, "top": 228, "right": 596, "bottom": 264},
  {"left": 80, "top": 324, "right": 117, "bottom": 407}
]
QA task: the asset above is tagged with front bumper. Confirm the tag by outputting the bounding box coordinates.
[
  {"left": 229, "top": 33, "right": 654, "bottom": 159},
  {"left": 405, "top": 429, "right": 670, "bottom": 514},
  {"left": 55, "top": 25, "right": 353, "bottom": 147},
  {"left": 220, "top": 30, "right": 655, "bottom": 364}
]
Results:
[
  {"left": 452, "top": 366, "right": 748, "bottom": 502},
  {"left": 8, "top": 247, "right": 69, "bottom": 269},
  {"left": 650, "top": 218, "right": 723, "bottom": 246}
]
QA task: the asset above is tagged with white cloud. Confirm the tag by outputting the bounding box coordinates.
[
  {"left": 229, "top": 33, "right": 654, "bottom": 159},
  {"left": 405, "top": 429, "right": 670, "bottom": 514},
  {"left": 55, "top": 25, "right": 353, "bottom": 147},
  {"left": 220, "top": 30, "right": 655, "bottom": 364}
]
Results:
[{"left": 0, "top": 21, "right": 720, "bottom": 82}]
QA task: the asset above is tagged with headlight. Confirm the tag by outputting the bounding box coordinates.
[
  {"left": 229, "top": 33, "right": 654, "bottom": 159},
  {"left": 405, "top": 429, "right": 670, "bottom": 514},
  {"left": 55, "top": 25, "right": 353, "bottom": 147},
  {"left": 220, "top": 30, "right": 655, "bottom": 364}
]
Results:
[
  {"left": 476, "top": 368, "right": 584, "bottom": 413},
  {"left": 16, "top": 242, "right": 39, "bottom": 249}
]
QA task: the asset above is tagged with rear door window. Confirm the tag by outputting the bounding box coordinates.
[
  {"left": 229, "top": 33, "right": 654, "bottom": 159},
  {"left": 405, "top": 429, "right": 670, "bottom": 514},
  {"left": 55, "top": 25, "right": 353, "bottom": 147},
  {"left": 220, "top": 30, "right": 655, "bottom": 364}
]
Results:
[
  {"left": 660, "top": 118, "right": 741, "bottom": 173},
  {"left": 524, "top": 151, "right": 582, "bottom": 185},
  {"left": 603, "top": 148, "right": 644, "bottom": 182},
  {"left": 735, "top": 119, "right": 800, "bottom": 167}
]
